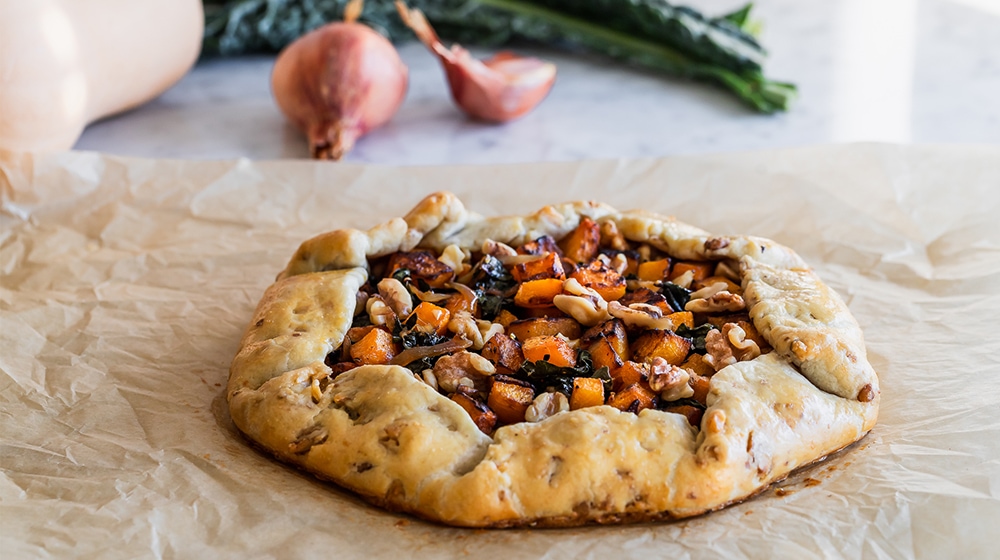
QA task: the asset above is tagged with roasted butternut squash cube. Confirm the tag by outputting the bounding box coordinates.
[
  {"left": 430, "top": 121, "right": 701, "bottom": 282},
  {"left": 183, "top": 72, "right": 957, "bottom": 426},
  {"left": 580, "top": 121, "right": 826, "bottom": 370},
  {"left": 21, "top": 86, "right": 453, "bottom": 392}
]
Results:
[
  {"left": 688, "top": 373, "right": 711, "bottom": 406},
  {"left": 559, "top": 217, "right": 600, "bottom": 263},
  {"left": 680, "top": 353, "right": 715, "bottom": 377},
  {"left": 387, "top": 251, "right": 454, "bottom": 288},
  {"left": 350, "top": 327, "right": 396, "bottom": 365},
  {"left": 517, "top": 235, "right": 562, "bottom": 256},
  {"left": 488, "top": 378, "right": 535, "bottom": 424},
  {"left": 612, "top": 360, "right": 648, "bottom": 392},
  {"left": 512, "top": 252, "right": 565, "bottom": 283},
  {"left": 637, "top": 259, "right": 671, "bottom": 282},
  {"left": 663, "top": 404, "right": 703, "bottom": 427},
  {"left": 668, "top": 261, "right": 714, "bottom": 283},
  {"left": 450, "top": 392, "right": 497, "bottom": 434},
  {"left": 481, "top": 333, "right": 525, "bottom": 374},
  {"left": 631, "top": 330, "right": 691, "bottom": 366},
  {"left": 508, "top": 317, "right": 581, "bottom": 341},
  {"left": 617, "top": 288, "right": 672, "bottom": 314},
  {"left": 570, "top": 377, "right": 605, "bottom": 410},
  {"left": 588, "top": 336, "right": 623, "bottom": 373},
  {"left": 411, "top": 302, "right": 451, "bottom": 335},
  {"left": 444, "top": 291, "right": 476, "bottom": 316},
  {"left": 494, "top": 309, "right": 519, "bottom": 329},
  {"left": 581, "top": 319, "right": 629, "bottom": 360},
  {"left": 608, "top": 383, "right": 657, "bottom": 413},
  {"left": 514, "top": 278, "right": 565, "bottom": 308},
  {"left": 665, "top": 311, "right": 694, "bottom": 331},
  {"left": 570, "top": 260, "right": 626, "bottom": 302},
  {"left": 345, "top": 325, "right": 376, "bottom": 344},
  {"left": 522, "top": 335, "right": 576, "bottom": 368}
]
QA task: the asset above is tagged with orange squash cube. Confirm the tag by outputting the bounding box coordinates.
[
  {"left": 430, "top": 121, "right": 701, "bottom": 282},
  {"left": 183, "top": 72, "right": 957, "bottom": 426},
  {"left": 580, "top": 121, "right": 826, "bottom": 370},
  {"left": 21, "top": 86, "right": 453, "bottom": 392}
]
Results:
[
  {"left": 608, "top": 383, "right": 657, "bottom": 413},
  {"left": 631, "top": 330, "right": 691, "bottom": 366},
  {"left": 688, "top": 373, "right": 711, "bottom": 406},
  {"left": 612, "top": 360, "right": 648, "bottom": 392},
  {"left": 481, "top": 333, "right": 525, "bottom": 374},
  {"left": 512, "top": 252, "right": 565, "bottom": 283},
  {"left": 665, "top": 311, "right": 694, "bottom": 331},
  {"left": 588, "top": 336, "right": 623, "bottom": 373},
  {"left": 570, "top": 377, "right": 605, "bottom": 410},
  {"left": 507, "top": 317, "right": 581, "bottom": 342},
  {"left": 664, "top": 404, "right": 703, "bottom": 427},
  {"left": 488, "top": 378, "right": 535, "bottom": 424},
  {"left": 514, "top": 278, "right": 565, "bottom": 308},
  {"left": 570, "top": 260, "right": 626, "bottom": 302},
  {"left": 559, "top": 217, "right": 601, "bottom": 263},
  {"left": 444, "top": 290, "right": 476, "bottom": 316},
  {"left": 637, "top": 259, "right": 671, "bottom": 282},
  {"left": 345, "top": 325, "right": 376, "bottom": 344},
  {"left": 450, "top": 392, "right": 497, "bottom": 434},
  {"left": 522, "top": 335, "right": 576, "bottom": 368},
  {"left": 349, "top": 327, "right": 396, "bottom": 365},
  {"left": 680, "top": 353, "right": 715, "bottom": 377},
  {"left": 668, "top": 261, "right": 714, "bottom": 283},
  {"left": 387, "top": 251, "right": 454, "bottom": 288},
  {"left": 494, "top": 309, "right": 519, "bottom": 329},
  {"left": 581, "top": 319, "right": 629, "bottom": 361},
  {"left": 517, "top": 235, "right": 562, "bottom": 256},
  {"left": 411, "top": 302, "right": 451, "bottom": 335},
  {"left": 617, "top": 288, "right": 672, "bottom": 314}
]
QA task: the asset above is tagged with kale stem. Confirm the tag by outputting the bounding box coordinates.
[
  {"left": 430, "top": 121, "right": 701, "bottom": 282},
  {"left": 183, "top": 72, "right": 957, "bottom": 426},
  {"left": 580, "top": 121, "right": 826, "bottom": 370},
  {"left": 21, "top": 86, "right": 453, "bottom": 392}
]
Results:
[{"left": 475, "top": 0, "right": 795, "bottom": 112}]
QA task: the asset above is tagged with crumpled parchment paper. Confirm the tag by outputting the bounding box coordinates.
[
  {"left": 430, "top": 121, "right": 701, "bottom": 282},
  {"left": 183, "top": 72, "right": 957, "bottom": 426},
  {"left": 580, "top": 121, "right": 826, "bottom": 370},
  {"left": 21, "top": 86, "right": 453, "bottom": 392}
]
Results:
[{"left": 2, "top": 144, "right": 998, "bottom": 558}]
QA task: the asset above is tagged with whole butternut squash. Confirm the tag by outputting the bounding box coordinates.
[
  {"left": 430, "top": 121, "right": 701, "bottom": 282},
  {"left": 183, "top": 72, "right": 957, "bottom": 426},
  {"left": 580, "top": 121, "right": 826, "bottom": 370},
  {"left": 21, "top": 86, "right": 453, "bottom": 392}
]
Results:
[{"left": 0, "top": 0, "right": 203, "bottom": 152}]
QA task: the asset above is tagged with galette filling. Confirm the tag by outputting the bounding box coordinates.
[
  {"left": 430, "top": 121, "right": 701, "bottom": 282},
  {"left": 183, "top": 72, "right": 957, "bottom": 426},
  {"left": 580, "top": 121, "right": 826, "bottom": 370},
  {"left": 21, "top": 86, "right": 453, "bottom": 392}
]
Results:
[{"left": 325, "top": 218, "right": 772, "bottom": 434}]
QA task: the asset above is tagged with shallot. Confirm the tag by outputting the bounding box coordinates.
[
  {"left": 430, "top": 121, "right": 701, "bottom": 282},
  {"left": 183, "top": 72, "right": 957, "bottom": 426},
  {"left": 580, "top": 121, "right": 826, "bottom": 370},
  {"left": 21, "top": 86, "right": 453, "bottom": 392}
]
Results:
[
  {"left": 271, "top": 0, "right": 408, "bottom": 160},
  {"left": 395, "top": 2, "right": 556, "bottom": 123}
]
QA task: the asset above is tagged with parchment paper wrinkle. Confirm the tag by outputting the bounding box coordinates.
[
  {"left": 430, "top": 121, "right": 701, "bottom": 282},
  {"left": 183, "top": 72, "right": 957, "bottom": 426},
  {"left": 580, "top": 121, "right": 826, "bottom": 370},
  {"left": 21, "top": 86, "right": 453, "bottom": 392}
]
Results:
[{"left": 1, "top": 144, "right": 998, "bottom": 558}]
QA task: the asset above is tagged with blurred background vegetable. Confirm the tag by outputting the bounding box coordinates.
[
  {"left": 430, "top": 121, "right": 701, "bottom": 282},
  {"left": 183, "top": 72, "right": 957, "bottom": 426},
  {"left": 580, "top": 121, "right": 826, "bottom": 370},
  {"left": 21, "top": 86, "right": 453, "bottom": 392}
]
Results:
[
  {"left": 203, "top": 0, "right": 795, "bottom": 113},
  {"left": 271, "top": 0, "right": 408, "bottom": 160},
  {"left": 396, "top": 1, "right": 556, "bottom": 122},
  {"left": 0, "top": 0, "right": 203, "bottom": 152}
]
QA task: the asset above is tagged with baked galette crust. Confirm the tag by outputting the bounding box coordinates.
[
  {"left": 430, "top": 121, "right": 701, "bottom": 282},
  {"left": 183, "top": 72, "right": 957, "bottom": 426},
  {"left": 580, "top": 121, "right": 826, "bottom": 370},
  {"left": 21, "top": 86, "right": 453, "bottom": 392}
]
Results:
[{"left": 228, "top": 192, "right": 879, "bottom": 527}]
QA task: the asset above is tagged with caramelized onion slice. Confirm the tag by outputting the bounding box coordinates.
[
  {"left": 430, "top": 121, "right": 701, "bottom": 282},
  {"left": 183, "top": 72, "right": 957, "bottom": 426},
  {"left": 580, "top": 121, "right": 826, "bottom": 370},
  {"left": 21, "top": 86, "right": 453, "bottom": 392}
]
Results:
[
  {"left": 408, "top": 282, "right": 451, "bottom": 304},
  {"left": 389, "top": 338, "right": 472, "bottom": 367}
]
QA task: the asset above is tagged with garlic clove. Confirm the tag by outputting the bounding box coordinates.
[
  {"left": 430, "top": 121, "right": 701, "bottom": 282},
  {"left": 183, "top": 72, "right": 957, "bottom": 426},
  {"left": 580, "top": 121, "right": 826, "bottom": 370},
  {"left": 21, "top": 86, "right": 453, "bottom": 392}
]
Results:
[{"left": 396, "top": 2, "right": 556, "bottom": 123}]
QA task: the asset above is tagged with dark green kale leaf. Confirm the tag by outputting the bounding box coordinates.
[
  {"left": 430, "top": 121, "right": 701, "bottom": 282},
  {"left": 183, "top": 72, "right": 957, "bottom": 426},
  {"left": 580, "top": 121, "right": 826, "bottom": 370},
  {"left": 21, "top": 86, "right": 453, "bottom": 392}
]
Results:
[
  {"left": 391, "top": 267, "right": 411, "bottom": 283},
  {"left": 471, "top": 255, "right": 516, "bottom": 290},
  {"left": 517, "top": 349, "right": 608, "bottom": 397},
  {"left": 676, "top": 323, "right": 715, "bottom": 354},
  {"left": 660, "top": 281, "right": 691, "bottom": 313},
  {"left": 392, "top": 320, "right": 451, "bottom": 372},
  {"left": 470, "top": 255, "right": 517, "bottom": 320}
]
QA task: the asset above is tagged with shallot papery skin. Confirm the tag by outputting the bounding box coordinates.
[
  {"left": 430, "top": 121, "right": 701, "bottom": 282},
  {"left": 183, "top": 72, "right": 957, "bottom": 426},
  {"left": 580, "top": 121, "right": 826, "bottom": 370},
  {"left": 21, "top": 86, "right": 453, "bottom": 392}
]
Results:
[
  {"left": 397, "top": 3, "right": 556, "bottom": 123},
  {"left": 271, "top": 17, "right": 408, "bottom": 160}
]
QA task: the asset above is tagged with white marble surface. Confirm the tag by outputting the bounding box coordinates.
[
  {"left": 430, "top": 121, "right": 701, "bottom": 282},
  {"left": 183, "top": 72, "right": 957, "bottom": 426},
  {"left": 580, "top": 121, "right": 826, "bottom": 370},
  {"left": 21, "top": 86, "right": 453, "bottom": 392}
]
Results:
[{"left": 75, "top": 0, "right": 1000, "bottom": 164}]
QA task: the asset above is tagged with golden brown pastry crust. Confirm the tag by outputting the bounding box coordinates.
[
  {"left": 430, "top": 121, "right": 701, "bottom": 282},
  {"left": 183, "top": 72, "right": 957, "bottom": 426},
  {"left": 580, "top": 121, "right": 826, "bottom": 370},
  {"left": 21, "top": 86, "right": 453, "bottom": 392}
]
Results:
[{"left": 228, "top": 192, "right": 879, "bottom": 527}]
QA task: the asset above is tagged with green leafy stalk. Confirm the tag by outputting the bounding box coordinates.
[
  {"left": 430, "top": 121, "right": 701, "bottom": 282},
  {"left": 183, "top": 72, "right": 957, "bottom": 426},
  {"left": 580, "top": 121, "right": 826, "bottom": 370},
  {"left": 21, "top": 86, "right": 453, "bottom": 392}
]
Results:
[{"left": 470, "top": 0, "right": 795, "bottom": 112}]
